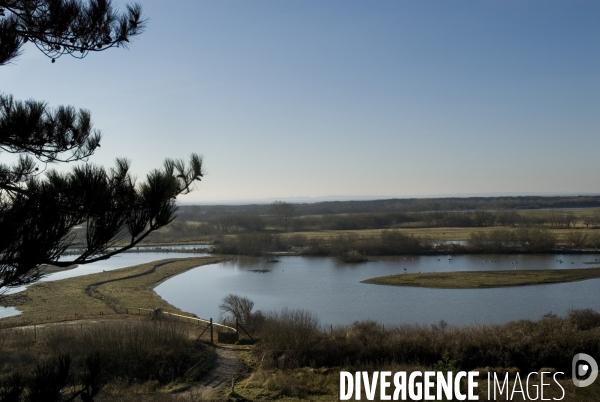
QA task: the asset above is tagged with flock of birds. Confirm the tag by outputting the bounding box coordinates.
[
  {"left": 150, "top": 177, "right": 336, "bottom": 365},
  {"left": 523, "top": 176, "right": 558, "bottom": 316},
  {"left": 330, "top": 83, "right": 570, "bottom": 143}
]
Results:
[{"left": 396, "top": 257, "right": 586, "bottom": 273}]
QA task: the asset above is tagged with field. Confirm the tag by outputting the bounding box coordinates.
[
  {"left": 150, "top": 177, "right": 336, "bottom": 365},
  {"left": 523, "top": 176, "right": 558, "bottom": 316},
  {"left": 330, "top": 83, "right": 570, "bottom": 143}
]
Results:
[
  {"left": 363, "top": 267, "right": 600, "bottom": 289},
  {"left": 144, "top": 207, "right": 600, "bottom": 248}
]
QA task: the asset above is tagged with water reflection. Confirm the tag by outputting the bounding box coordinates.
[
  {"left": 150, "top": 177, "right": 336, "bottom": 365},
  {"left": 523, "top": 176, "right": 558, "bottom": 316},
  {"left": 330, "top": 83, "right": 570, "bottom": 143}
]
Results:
[{"left": 155, "top": 253, "right": 600, "bottom": 327}]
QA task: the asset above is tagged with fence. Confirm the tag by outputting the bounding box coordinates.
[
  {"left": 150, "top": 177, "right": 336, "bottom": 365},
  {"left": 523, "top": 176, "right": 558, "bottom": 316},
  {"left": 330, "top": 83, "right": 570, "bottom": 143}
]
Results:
[{"left": 125, "top": 307, "right": 254, "bottom": 344}]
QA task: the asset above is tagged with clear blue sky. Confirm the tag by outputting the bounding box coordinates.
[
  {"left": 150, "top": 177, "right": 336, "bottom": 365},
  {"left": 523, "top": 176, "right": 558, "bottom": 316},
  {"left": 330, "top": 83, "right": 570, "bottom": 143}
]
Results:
[{"left": 2, "top": 0, "right": 599, "bottom": 203}]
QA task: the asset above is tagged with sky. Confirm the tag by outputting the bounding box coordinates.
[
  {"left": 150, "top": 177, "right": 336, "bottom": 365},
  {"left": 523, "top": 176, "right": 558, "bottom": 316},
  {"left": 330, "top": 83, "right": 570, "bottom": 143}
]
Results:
[{"left": 1, "top": 0, "right": 600, "bottom": 204}]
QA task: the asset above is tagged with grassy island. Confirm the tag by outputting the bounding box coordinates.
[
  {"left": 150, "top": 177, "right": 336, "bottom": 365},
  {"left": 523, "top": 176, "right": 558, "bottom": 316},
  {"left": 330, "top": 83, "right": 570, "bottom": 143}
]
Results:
[{"left": 362, "top": 267, "right": 600, "bottom": 289}]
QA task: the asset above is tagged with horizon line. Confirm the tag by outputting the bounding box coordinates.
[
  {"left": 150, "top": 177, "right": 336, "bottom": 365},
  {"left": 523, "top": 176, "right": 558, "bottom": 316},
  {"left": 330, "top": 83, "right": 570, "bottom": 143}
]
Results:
[{"left": 180, "top": 192, "right": 600, "bottom": 206}]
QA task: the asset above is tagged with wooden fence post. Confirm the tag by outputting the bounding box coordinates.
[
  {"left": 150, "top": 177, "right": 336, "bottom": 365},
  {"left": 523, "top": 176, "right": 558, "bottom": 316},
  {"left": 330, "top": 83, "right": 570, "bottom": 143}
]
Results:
[
  {"left": 236, "top": 318, "right": 240, "bottom": 342},
  {"left": 210, "top": 318, "right": 213, "bottom": 344}
]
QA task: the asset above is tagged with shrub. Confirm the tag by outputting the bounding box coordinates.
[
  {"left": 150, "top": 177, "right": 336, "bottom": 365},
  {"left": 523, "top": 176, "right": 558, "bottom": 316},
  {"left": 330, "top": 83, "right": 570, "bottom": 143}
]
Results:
[
  {"left": 567, "top": 309, "right": 600, "bottom": 330},
  {"left": 219, "top": 294, "right": 255, "bottom": 324},
  {"left": 337, "top": 249, "right": 368, "bottom": 263},
  {"left": 256, "top": 309, "right": 320, "bottom": 368}
]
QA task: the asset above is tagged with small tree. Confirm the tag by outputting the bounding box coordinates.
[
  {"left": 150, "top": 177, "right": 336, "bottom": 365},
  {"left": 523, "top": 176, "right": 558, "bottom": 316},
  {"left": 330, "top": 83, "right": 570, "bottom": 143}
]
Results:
[{"left": 219, "top": 294, "right": 254, "bottom": 324}]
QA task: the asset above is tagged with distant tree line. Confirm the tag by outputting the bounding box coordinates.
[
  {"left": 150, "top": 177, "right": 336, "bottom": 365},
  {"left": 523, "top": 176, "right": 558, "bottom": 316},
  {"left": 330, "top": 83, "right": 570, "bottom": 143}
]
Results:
[
  {"left": 211, "top": 227, "right": 597, "bottom": 258},
  {"left": 177, "top": 195, "right": 600, "bottom": 222}
]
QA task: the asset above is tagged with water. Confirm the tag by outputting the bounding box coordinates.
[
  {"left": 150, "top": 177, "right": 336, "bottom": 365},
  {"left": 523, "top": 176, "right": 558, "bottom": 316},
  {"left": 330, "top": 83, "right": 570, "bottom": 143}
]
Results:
[
  {"left": 66, "top": 244, "right": 212, "bottom": 253},
  {"left": 113, "top": 244, "right": 211, "bottom": 251},
  {"left": 155, "top": 253, "right": 600, "bottom": 327},
  {"left": 49, "top": 251, "right": 208, "bottom": 282},
  {"left": 0, "top": 306, "right": 20, "bottom": 319}
]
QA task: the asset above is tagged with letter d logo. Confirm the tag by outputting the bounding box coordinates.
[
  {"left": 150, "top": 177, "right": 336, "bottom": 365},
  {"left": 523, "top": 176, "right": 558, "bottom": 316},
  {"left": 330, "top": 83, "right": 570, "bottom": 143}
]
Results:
[{"left": 572, "top": 353, "right": 598, "bottom": 387}]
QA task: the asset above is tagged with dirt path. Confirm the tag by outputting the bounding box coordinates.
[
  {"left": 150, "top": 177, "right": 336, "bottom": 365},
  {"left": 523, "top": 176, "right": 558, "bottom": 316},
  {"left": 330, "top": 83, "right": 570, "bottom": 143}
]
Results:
[{"left": 191, "top": 344, "right": 246, "bottom": 401}]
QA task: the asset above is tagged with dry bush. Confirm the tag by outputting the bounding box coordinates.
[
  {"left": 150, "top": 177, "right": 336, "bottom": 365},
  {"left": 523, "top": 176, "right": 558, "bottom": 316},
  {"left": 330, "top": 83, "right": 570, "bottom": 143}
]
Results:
[{"left": 256, "top": 309, "right": 320, "bottom": 369}]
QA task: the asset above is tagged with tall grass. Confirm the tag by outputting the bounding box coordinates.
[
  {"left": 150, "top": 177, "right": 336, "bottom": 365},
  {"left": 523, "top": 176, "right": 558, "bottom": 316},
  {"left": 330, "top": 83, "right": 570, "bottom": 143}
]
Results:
[
  {"left": 0, "top": 320, "right": 213, "bottom": 401},
  {"left": 41, "top": 321, "right": 210, "bottom": 383}
]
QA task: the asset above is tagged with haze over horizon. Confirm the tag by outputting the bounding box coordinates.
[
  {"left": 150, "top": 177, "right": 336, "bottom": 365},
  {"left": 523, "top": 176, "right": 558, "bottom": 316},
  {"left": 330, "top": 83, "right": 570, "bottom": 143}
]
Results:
[
  {"left": 183, "top": 191, "right": 600, "bottom": 206},
  {"left": 1, "top": 0, "right": 598, "bottom": 203}
]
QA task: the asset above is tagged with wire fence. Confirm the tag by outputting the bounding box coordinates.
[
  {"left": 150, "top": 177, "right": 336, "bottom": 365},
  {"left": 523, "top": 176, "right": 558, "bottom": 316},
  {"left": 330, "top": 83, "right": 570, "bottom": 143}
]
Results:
[
  {"left": 0, "top": 307, "right": 254, "bottom": 344},
  {"left": 125, "top": 307, "right": 254, "bottom": 344}
]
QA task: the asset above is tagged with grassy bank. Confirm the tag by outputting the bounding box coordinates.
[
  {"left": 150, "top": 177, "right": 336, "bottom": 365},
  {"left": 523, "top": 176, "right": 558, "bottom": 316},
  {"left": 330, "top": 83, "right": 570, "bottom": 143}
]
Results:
[
  {"left": 363, "top": 267, "right": 600, "bottom": 288},
  {"left": 0, "top": 256, "right": 226, "bottom": 326}
]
